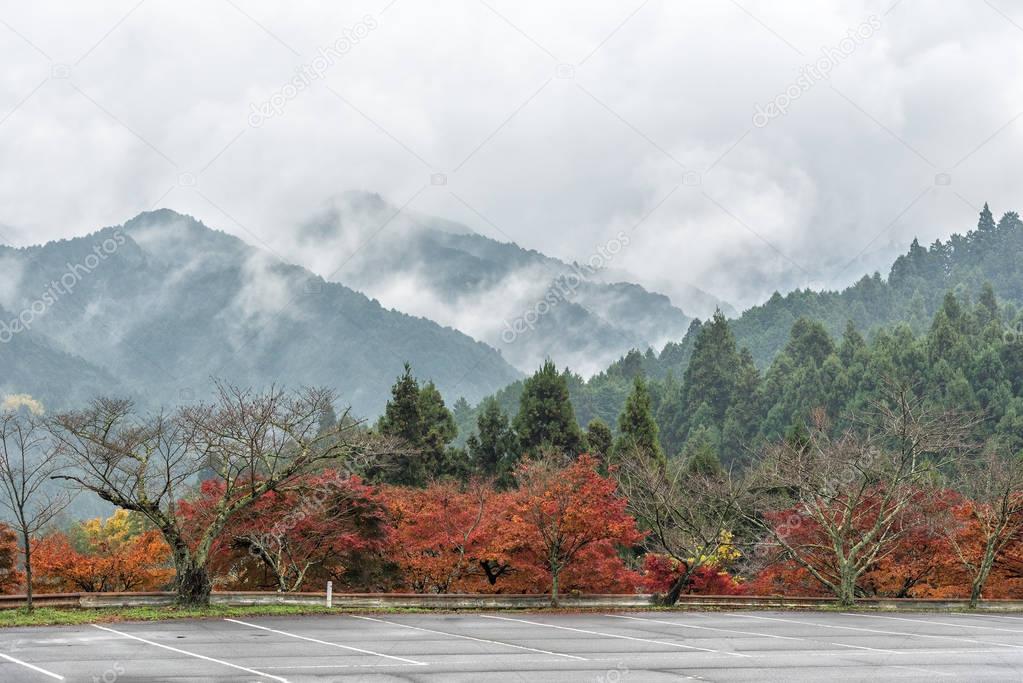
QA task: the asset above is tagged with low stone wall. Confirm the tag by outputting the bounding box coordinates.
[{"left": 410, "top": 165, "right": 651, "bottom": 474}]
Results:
[
  {"left": 670, "top": 595, "right": 1023, "bottom": 612},
  {"left": 222, "top": 592, "right": 656, "bottom": 609},
  {"left": 3, "top": 591, "right": 1023, "bottom": 612},
  {"left": 80, "top": 592, "right": 176, "bottom": 609}
]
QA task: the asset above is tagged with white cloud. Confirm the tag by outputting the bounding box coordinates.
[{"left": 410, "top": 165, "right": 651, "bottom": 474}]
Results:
[
  {"left": 0, "top": 254, "right": 24, "bottom": 310},
  {"left": 1, "top": 393, "right": 44, "bottom": 415},
  {"left": 0, "top": 0, "right": 1020, "bottom": 311}
]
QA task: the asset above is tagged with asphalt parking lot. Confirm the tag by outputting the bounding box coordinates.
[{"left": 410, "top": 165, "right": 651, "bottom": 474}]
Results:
[{"left": 2, "top": 610, "right": 1023, "bottom": 681}]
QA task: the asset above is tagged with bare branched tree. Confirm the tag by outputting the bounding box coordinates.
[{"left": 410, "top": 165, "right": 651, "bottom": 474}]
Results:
[
  {"left": 617, "top": 448, "right": 745, "bottom": 605},
  {"left": 943, "top": 446, "right": 1023, "bottom": 607},
  {"left": 745, "top": 383, "right": 977, "bottom": 606},
  {"left": 51, "top": 382, "right": 401, "bottom": 605},
  {"left": 0, "top": 411, "right": 73, "bottom": 610}
]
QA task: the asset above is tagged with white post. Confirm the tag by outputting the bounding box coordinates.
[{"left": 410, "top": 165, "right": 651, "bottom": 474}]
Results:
[{"left": 326, "top": 580, "right": 333, "bottom": 608}]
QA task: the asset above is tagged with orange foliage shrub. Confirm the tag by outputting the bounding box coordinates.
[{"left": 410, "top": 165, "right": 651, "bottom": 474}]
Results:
[
  {"left": 32, "top": 511, "right": 173, "bottom": 593},
  {"left": 0, "top": 523, "right": 24, "bottom": 594}
]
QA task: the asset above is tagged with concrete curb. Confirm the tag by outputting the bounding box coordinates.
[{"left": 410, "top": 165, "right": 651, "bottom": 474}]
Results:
[{"left": 4, "top": 591, "right": 1023, "bottom": 611}]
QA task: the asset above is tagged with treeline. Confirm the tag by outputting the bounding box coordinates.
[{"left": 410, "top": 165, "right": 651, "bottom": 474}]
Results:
[
  {"left": 427, "top": 286, "right": 1023, "bottom": 479},
  {"left": 9, "top": 456, "right": 638, "bottom": 605},
  {"left": 5, "top": 381, "right": 1023, "bottom": 609},
  {"left": 1, "top": 346, "right": 1022, "bottom": 607}
]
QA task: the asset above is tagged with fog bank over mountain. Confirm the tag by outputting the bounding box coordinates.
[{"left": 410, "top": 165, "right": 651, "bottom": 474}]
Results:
[{"left": 274, "top": 192, "right": 730, "bottom": 375}]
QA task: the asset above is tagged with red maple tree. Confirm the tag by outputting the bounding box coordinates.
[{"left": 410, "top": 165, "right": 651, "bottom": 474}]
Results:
[
  {"left": 499, "top": 454, "right": 643, "bottom": 604},
  {"left": 179, "top": 470, "right": 387, "bottom": 592},
  {"left": 380, "top": 479, "right": 514, "bottom": 592}
]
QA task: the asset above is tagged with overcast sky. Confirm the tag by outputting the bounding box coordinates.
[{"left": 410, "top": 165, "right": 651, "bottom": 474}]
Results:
[{"left": 1, "top": 0, "right": 1021, "bottom": 311}]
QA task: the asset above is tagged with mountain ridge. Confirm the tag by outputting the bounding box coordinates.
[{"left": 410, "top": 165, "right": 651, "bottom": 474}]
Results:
[{"left": 0, "top": 209, "right": 521, "bottom": 416}]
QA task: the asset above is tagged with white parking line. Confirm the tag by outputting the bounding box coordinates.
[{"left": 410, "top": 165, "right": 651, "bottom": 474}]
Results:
[
  {"left": 723, "top": 613, "right": 1023, "bottom": 651},
  {"left": 842, "top": 612, "right": 1023, "bottom": 634},
  {"left": 260, "top": 664, "right": 410, "bottom": 670},
  {"left": 480, "top": 614, "right": 750, "bottom": 657},
  {"left": 830, "top": 642, "right": 905, "bottom": 655},
  {"left": 608, "top": 614, "right": 804, "bottom": 641},
  {"left": 0, "top": 651, "right": 65, "bottom": 680},
  {"left": 955, "top": 612, "right": 1023, "bottom": 621},
  {"left": 607, "top": 614, "right": 903, "bottom": 654},
  {"left": 892, "top": 664, "right": 956, "bottom": 677},
  {"left": 90, "top": 624, "right": 286, "bottom": 682},
  {"left": 224, "top": 618, "right": 427, "bottom": 666},
  {"left": 350, "top": 614, "right": 588, "bottom": 661}
]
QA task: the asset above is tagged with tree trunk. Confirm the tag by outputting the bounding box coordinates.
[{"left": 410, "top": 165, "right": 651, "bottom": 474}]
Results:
[
  {"left": 480, "top": 560, "right": 509, "bottom": 585},
  {"left": 550, "top": 571, "right": 560, "bottom": 608},
  {"left": 174, "top": 559, "right": 212, "bottom": 607},
  {"left": 663, "top": 576, "right": 686, "bottom": 606},
  {"left": 969, "top": 577, "right": 984, "bottom": 609},
  {"left": 970, "top": 544, "right": 998, "bottom": 609},
  {"left": 837, "top": 565, "right": 857, "bottom": 607},
  {"left": 164, "top": 526, "right": 213, "bottom": 606},
  {"left": 22, "top": 530, "right": 33, "bottom": 612},
  {"left": 660, "top": 562, "right": 694, "bottom": 606}
]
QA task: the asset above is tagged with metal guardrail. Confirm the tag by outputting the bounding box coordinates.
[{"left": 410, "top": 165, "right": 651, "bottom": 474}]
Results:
[{"left": 2, "top": 591, "right": 1023, "bottom": 611}]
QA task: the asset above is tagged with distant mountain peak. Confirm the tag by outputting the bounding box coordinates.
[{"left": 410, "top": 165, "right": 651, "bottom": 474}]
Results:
[
  {"left": 126, "top": 207, "right": 195, "bottom": 224},
  {"left": 0, "top": 209, "right": 521, "bottom": 415},
  {"left": 284, "top": 192, "right": 711, "bottom": 376},
  {"left": 337, "top": 189, "right": 389, "bottom": 208}
]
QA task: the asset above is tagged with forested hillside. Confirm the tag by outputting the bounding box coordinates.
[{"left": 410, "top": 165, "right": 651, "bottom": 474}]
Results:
[
  {"left": 457, "top": 205, "right": 1023, "bottom": 448},
  {"left": 731, "top": 204, "right": 1023, "bottom": 367},
  {"left": 0, "top": 210, "right": 521, "bottom": 415},
  {"left": 453, "top": 287, "right": 1022, "bottom": 466},
  {"left": 0, "top": 304, "right": 121, "bottom": 407}
]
